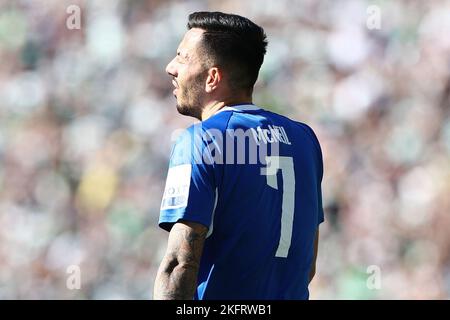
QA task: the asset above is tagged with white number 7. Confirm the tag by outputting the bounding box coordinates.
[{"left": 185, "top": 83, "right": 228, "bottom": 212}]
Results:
[{"left": 261, "top": 156, "right": 295, "bottom": 258}]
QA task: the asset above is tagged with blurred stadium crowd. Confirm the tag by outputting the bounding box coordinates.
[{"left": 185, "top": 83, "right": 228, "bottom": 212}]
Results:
[{"left": 0, "top": 0, "right": 449, "bottom": 299}]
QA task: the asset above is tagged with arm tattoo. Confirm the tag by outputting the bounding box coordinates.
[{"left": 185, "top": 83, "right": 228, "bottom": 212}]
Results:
[{"left": 154, "top": 222, "right": 207, "bottom": 300}]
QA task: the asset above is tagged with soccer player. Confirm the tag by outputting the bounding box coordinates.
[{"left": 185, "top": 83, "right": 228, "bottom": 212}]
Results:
[{"left": 153, "top": 11, "right": 324, "bottom": 300}]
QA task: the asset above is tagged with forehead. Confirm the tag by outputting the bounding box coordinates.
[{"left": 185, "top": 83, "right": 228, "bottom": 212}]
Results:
[{"left": 178, "top": 28, "right": 204, "bottom": 54}]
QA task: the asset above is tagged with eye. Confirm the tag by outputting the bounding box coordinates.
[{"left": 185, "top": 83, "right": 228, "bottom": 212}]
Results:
[{"left": 176, "top": 52, "right": 185, "bottom": 63}]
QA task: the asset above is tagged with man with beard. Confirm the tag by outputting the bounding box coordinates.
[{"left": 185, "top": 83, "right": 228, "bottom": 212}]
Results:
[{"left": 154, "top": 11, "right": 324, "bottom": 300}]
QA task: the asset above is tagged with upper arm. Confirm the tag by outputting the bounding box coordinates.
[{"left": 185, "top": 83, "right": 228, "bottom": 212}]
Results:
[
  {"left": 154, "top": 220, "right": 208, "bottom": 300},
  {"left": 164, "top": 220, "right": 208, "bottom": 269}
]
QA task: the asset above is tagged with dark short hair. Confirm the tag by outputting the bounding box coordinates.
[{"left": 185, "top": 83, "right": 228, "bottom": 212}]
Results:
[{"left": 187, "top": 11, "right": 268, "bottom": 93}]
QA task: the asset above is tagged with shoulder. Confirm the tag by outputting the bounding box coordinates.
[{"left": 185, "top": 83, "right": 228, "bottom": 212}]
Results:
[
  {"left": 294, "top": 121, "right": 321, "bottom": 143},
  {"left": 295, "top": 121, "right": 322, "bottom": 154},
  {"left": 175, "top": 111, "right": 234, "bottom": 143},
  {"left": 203, "top": 110, "right": 234, "bottom": 131}
]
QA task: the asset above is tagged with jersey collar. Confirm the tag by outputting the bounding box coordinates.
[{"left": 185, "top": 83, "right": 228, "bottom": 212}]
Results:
[{"left": 215, "top": 104, "right": 261, "bottom": 115}]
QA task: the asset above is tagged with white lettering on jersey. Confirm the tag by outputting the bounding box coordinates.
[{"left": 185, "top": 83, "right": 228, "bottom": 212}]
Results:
[
  {"left": 250, "top": 125, "right": 292, "bottom": 145},
  {"left": 160, "top": 164, "right": 191, "bottom": 210}
]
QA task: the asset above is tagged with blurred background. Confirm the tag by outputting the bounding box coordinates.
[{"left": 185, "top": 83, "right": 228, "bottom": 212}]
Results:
[{"left": 0, "top": 0, "right": 449, "bottom": 299}]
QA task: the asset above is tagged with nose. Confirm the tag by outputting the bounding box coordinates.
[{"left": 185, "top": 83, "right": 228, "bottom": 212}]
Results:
[{"left": 166, "top": 58, "right": 177, "bottom": 77}]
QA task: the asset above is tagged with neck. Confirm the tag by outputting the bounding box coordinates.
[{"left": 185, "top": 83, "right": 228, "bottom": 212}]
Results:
[{"left": 201, "top": 97, "right": 253, "bottom": 121}]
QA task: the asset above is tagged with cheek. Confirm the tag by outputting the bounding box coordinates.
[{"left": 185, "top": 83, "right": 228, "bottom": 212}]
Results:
[
  {"left": 177, "top": 69, "right": 189, "bottom": 87},
  {"left": 178, "top": 75, "right": 193, "bottom": 90},
  {"left": 179, "top": 66, "right": 205, "bottom": 91}
]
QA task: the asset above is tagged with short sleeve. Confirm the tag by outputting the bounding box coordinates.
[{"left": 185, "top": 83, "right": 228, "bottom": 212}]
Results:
[
  {"left": 159, "top": 125, "right": 218, "bottom": 232},
  {"left": 316, "top": 136, "right": 324, "bottom": 226},
  {"left": 318, "top": 181, "right": 324, "bottom": 225},
  {"left": 301, "top": 122, "right": 325, "bottom": 226}
]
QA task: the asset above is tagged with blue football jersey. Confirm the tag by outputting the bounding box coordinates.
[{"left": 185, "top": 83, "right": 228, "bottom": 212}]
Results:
[{"left": 159, "top": 104, "right": 324, "bottom": 300}]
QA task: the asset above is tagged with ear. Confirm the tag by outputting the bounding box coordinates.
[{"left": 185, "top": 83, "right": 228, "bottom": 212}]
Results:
[{"left": 205, "top": 67, "right": 221, "bottom": 93}]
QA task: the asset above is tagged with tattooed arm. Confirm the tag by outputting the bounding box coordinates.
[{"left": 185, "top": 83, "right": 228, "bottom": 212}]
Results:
[{"left": 153, "top": 220, "right": 207, "bottom": 300}]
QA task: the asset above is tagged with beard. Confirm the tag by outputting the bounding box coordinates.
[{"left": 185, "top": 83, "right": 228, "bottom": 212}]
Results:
[
  {"left": 175, "top": 72, "right": 206, "bottom": 120},
  {"left": 176, "top": 99, "right": 202, "bottom": 120}
]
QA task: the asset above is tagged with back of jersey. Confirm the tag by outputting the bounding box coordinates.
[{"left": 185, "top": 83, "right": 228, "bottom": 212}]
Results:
[{"left": 194, "top": 104, "right": 324, "bottom": 300}]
